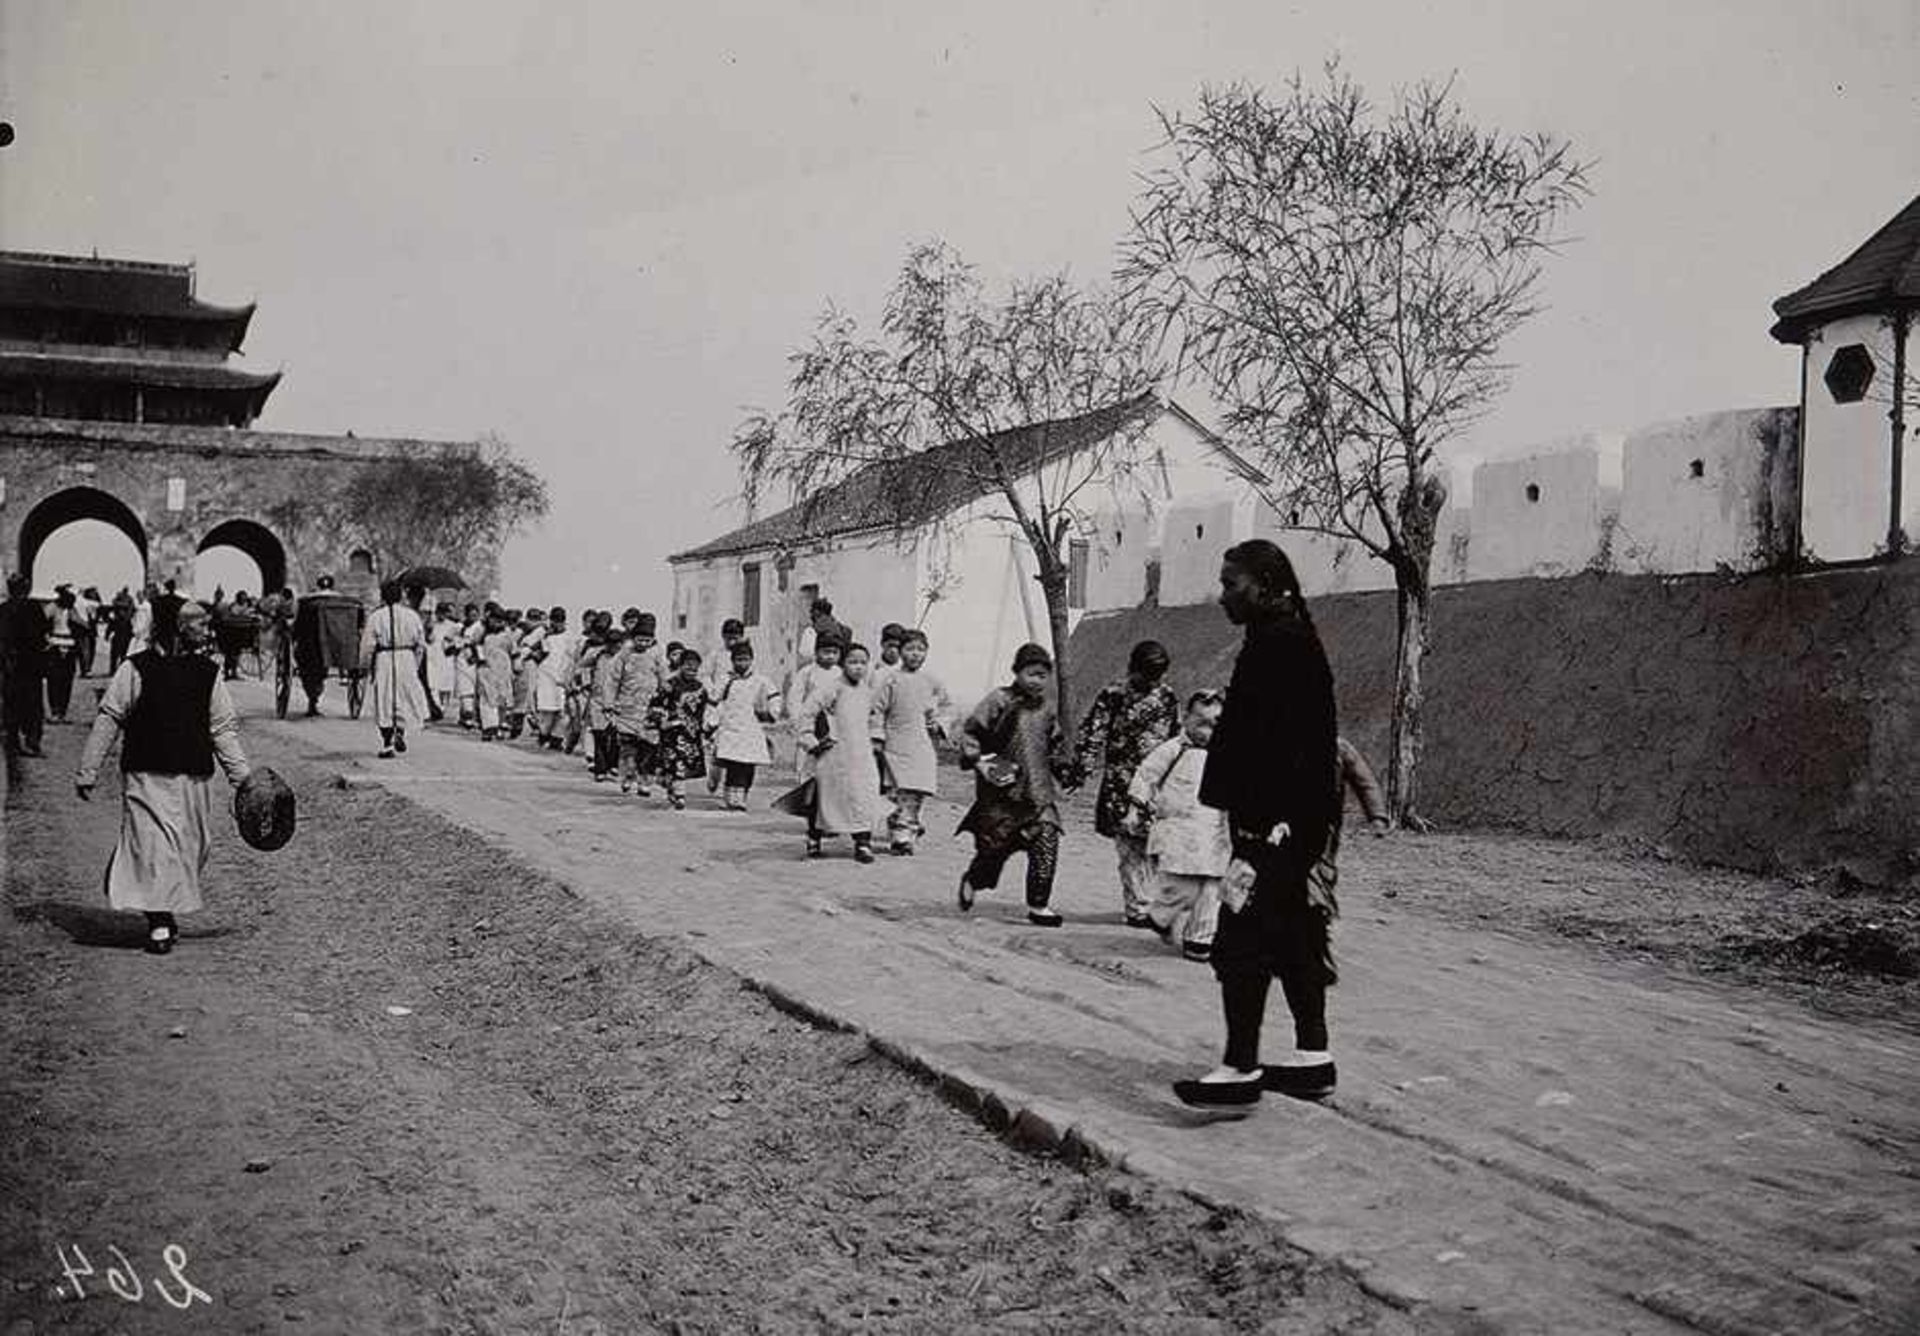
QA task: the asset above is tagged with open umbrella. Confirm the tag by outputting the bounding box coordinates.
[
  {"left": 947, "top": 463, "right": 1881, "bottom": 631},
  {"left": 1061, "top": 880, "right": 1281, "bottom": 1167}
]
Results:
[{"left": 394, "top": 565, "right": 467, "bottom": 590}]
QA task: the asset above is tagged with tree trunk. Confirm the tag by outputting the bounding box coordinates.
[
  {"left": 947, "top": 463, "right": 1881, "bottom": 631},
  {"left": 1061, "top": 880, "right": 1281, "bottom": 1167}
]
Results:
[
  {"left": 1387, "top": 570, "right": 1431, "bottom": 829},
  {"left": 1388, "top": 468, "right": 1447, "bottom": 829},
  {"left": 1034, "top": 557, "right": 1076, "bottom": 735}
]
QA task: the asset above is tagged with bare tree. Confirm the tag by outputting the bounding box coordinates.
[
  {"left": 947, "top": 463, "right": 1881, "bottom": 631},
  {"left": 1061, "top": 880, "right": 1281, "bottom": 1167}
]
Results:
[
  {"left": 733, "top": 243, "right": 1163, "bottom": 729},
  {"left": 1121, "top": 65, "right": 1588, "bottom": 826},
  {"left": 338, "top": 432, "right": 549, "bottom": 588}
]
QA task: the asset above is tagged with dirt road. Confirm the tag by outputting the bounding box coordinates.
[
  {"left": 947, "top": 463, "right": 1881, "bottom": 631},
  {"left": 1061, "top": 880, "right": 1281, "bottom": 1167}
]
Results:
[
  {"left": 1, "top": 712, "right": 1408, "bottom": 1334},
  {"left": 235, "top": 689, "right": 1919, "bottom": 1335},
  {"left": 6, "top": 685, "right": 1917, "bottom": 1333}
]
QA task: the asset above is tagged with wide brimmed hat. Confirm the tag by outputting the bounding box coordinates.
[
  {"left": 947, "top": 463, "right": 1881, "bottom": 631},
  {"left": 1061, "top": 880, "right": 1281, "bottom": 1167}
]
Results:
[{"left": 233, "top": 767, "right": 296, "bottom": 852}]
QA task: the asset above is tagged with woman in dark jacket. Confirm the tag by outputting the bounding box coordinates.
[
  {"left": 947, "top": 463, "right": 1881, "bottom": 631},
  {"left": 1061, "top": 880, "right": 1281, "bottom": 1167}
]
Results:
[{"left": 1175, "top": 539, "right": 1342, "bottom": 1107}]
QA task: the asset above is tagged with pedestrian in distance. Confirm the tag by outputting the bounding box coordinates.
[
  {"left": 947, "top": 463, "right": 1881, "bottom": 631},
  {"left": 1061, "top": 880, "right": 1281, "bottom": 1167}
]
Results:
[
  {"left": 0, "top": 572, "right": 50, "bottom": 759},
  {"left": 1125, "top": 689, "right": 1231, "bottom": 961},
  {"left": 360, "top": 579, "right": 429, "bottom": 759},
  {"left": 43, "top": 585, "right": 83, "bottom": 724},
  {"left": 955, "top": 642, "right": 1082, "bottom": 927},
  {"left": 1074, "top": 640, "right": 1182, "bottom": 930},
  {"left": 869, "top": 628, "right": 952, "bottom": 855},
  {"left": 475, "top": 606, "right": 516, "bottom": 741},
  {"left": 74, "top": 599, "right": 252, "bottom": 955},
  {"left": 1173, "top": 539, "right": 1341, "bottom": 1109}
]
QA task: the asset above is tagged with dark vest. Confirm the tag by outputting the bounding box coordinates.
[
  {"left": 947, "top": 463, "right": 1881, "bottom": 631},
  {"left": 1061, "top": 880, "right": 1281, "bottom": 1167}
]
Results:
[{"left": 122, "top": 652, "right": 218, "bottom": 777}]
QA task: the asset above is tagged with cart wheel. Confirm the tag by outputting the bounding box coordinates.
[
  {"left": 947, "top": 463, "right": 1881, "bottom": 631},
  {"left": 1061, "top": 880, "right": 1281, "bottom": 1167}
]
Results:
[
  {"left": 347, "top": 673, "right": 365, "bottom": 720},
  {"left": 275, "top": 651, "right": 291, "bottom": 720}
]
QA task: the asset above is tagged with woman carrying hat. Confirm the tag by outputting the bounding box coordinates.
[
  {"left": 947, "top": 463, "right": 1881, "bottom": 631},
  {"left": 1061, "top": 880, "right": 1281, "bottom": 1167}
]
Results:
[{"left": 74, "top": 599, "right": 253, "bottom": 955}]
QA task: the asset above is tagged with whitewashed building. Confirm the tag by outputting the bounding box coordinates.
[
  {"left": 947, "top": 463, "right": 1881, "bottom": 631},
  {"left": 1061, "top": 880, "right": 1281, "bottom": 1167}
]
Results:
[
  {"left": 667, "top": 396, "right": 1261, "bottom": 706},
  {"left": 1769, "top": 191, "right": 1918, "bottom": 564}
]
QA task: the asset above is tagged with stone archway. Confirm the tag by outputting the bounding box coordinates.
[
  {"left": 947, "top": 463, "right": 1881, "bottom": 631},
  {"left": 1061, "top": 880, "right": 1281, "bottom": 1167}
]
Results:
[
  {"left": 197, "top": 517, "right": 287, "bottom": 595},
  {"left": 17, "top": 485, "right": 149, "bottom": 589}
]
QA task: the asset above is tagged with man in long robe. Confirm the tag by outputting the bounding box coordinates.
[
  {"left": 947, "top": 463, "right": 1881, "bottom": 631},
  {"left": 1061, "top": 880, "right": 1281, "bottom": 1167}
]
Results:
[
  {"left": 75, "top": 600, "right": 251, "bottom": 955},
  {"left": 359, "top": 579, "right": 429, "bottom": 758}
]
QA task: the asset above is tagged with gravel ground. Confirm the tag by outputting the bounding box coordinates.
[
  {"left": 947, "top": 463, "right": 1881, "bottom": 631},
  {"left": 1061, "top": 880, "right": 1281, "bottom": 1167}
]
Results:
[{"left": 1, "top": 722, "right": 1420, "bottom": 1335}]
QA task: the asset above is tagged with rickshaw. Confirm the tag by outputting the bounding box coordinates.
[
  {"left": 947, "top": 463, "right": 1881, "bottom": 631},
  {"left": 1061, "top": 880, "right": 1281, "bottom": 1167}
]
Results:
[{"left": 277, "top": 591, "right": 367, "bottom": 720}]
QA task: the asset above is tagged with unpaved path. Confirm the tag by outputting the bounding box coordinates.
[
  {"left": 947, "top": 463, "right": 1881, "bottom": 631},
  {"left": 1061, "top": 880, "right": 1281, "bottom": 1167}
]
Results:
[
  {"left": 239, "top": 687, "right": 1920, "bottom": 1335},
  {"left": 1, "top": 708, "right": 1408, "bottom": 1334}
]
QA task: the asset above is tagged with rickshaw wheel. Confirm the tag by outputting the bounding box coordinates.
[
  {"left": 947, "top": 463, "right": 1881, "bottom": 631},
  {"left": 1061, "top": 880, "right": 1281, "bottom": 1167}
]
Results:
[{"left": 347, "top": 673, "right": 366, "bottom": 720}]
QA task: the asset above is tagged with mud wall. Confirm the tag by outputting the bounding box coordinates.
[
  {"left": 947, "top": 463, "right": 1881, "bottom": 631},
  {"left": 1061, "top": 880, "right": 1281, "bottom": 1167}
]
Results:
[{"left": 1068, "top": 563, "right": 1920, "bottom": 885}]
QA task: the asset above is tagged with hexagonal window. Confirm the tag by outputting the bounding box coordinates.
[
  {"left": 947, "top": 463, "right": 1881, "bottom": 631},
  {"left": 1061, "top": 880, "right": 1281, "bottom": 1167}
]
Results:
[{"left": 1824, "top": 344, "right": 1875, "bottom": 404}]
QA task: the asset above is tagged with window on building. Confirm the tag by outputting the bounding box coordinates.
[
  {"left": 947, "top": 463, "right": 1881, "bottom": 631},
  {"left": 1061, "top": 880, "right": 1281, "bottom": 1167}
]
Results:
[
  {"left": 1068, "top": 540, "right": 1089, "bottom": 610},
  {"left": 742, "top": 562, "right": 762, "bottom": 627}
]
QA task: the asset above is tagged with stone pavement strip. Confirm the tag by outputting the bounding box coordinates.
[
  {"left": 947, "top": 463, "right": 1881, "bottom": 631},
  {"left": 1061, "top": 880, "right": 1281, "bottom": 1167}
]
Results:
[{"left": 246, "top": 689, "right": 1919, "bottom": 1335}]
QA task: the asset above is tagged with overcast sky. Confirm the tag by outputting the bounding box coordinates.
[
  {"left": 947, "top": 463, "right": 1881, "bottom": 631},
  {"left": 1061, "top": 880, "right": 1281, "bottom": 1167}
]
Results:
[{"left": 3, "top": 0, "right": 1915, "bottom": 608}]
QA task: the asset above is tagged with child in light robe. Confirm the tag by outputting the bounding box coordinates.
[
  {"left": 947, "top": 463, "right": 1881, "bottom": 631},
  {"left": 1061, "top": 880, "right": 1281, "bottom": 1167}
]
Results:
[
  {"left": 707, "top": 640, "right": 780, "bottom": 810},
  {"left": 869, "top": 628, "right": 951, "bottom": 854},
  {"left": 801, "top": 643, "right": 885, "bottom": 861},
  {"left": 1126, "top": 690, "right": 1230, "bottom": 961}
]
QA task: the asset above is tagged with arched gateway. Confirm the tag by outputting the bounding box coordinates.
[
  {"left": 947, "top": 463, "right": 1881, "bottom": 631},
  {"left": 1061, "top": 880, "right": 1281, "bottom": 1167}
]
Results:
[
  {"left": 1, "top": 417, "right": 474, "bottom": 594},
  {"left": 0, "top": 249, "right": 478, "bottom": 596}
]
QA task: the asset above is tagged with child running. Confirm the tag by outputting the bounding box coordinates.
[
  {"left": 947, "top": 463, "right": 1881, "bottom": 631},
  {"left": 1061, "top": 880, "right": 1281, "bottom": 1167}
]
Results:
[
  {"left": 1126, "top": 689, "right": 1230, "bottom": 961},
  {"left": 649, "top": 648, "right": 709, "bottom": 809},
  {"left": 868, "top": 628, "right": 952, "bottom": 854},
  {"left": 1073, "top": 640, "right": 1181, "bottom": 929},
  {"left": 956, "top": 643, "right": 1079, "bottom": 927},
  {"left": 707, "top": 640, "right": 780, "bottom": 810}
]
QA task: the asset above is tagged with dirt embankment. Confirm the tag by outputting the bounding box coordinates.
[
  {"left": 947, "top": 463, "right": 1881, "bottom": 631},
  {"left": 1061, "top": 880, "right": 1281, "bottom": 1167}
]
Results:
[{"left": 1070, "top": 563, "right": 1920, "bottom": 888}]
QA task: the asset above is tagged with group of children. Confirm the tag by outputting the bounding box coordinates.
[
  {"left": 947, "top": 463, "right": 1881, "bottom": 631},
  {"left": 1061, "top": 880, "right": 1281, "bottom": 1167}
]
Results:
[{"left": 407, "top": 602, "right": 1378, "bottom": 953}]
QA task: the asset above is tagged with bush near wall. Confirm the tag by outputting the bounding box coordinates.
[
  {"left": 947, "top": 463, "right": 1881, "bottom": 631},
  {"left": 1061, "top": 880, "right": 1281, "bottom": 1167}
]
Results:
[{"left": 1069, "top": 564, "right": 1920, "bottom": 888}]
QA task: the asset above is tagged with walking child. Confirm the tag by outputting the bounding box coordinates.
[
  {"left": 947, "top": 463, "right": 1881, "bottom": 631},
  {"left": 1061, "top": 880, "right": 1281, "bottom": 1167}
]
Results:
[
  {"left": 1126, "top": 690, "right": 1230, "bottom": 961},
  {"left": 649, "top": 648, "right": 709, "bottom": 809},
  {"left": 1073, "top": 640, "right": 1182, "bottom": 929},
  {"left": 707, "top": 640, "right": 780, "bottom": 810},
  {"left": 956, "top": 643, "right": 1080, "bottom": 927},
  {"left": 868, "top": 628, "right": 952, "bottom": 854},
  {"left": 798, "top": 643, "right": 886, "bottom": 861},
  {"left": 475, "top": 607, "right": 516, "bottom": 741},
  {"left": 786, "top": 635, "right": 844, "bottom": 779}
]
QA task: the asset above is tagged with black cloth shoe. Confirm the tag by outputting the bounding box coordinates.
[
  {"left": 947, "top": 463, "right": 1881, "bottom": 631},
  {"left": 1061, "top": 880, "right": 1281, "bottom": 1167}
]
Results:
[
  {"left": 145, "top": 927, "right": 174, "bottom": 956},
  {"left": 1262, "top": 1062, "right": 1337, "bottom": 1101},
  {"left": 1124, "top": 912, "right": 1156, "bottom": 931},
  {"left": 1173, "top": 1072, "right": 1262, "bottom": 1107},
  {"left": 1026, "top": 908, "right": 1063, "bottom": 928}
]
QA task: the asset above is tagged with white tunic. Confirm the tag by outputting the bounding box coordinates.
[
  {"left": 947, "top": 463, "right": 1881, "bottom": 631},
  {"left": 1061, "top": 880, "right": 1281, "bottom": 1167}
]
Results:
[
  {"left": 1128, "top": 736, "right": 1232, "bottom": 877},
  {"left": 359, "top": 602, "right": 429, "bottom": 730},
  {"left": 76, "top": 658, "right": 251, "bottom": 914},
  {"left": 425, "top": 617, "right": 460, "bottom": 695},
  {"left": 531, "top": 629, "right": 577, "bottom": 712},
  {"left": 709, "top": 671, "right": 780, "bottom": 765}
]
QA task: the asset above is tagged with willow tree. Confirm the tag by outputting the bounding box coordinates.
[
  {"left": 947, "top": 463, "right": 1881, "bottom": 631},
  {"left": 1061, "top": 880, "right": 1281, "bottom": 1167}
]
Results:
[
  {"left": 734, "top": 242, "right": 1162, "bottom": 728},
  {"left": 1122, "top": 66, "right": 1587, "bottom": 826}
]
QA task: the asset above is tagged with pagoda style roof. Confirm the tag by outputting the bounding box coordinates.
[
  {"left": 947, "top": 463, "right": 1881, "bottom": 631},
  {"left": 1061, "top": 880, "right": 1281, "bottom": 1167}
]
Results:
[
  {"left": 0, "top": 250, "right": 256, "bottom": 349},
  {"left": 0, "top": 350, "right": 281, "bottom": 393},
  {"left": 1770, "top": 193, "right": 1920, "bottom": 343},
  {"left": 672, "top": 394, "right": 1161, "bottom": 563}
]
